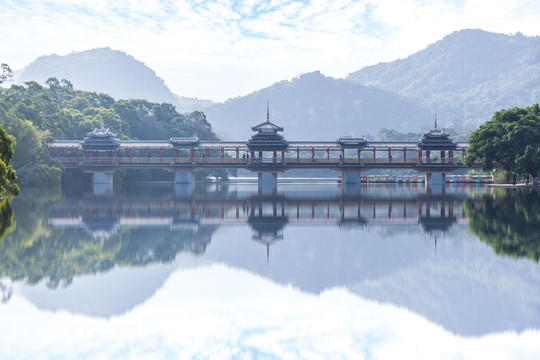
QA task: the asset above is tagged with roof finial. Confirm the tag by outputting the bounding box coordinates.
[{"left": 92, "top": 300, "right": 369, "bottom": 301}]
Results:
[
  {"left": 100, "top": 114, "right": 105, "bottom": 130},
  {"left": 266, "top": 101, "right": 270, "bottom": 123},
  {"left": 434, "top": 113, "right": 437, "bottom": 130}
]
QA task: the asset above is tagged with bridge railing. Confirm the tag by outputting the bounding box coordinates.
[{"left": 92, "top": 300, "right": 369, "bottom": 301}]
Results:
[{"left": 57, "top": 156, "right": 466, "bottom": 165}]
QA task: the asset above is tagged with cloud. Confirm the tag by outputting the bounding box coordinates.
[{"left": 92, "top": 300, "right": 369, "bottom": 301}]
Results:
[{"left": 1, "top": 0, "right": 540, "bottom": 101}]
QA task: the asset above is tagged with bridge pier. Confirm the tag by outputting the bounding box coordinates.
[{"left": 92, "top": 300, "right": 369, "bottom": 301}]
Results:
[
  {"left": 425, "top": 172, "right": 446, "bottom": 195},
  {"left": 175, "top": 171, "right": 194, "bottom": 196},
  {"left": 258, "top": 172, "right": 278, "bottom": 195},
  {"left": 342, "top": 171, "right": 362, "bottom": 196},
  {"left": 92, "top": 172, "right": 114, "bottom": 195}
]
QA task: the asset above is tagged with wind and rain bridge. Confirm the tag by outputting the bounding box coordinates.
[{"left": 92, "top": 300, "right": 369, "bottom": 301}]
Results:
[{"left": 49, "top": 108, "right": 478, "bottom": 194}]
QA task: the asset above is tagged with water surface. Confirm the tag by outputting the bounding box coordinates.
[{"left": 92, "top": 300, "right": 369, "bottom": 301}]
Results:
[{"left": 0, "top": 182, "right": 539, "bottom": 359}]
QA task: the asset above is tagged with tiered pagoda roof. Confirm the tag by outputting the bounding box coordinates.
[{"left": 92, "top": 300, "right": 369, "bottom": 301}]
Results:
[
  {"left": 247, "top": 105, "right": 288, "bottom": 152},
  {"left": 82, "top": 127, "right": 121, "bottom": 151},
  {"left": 417, "top": 118, "right": 457, "bottom": 151}
]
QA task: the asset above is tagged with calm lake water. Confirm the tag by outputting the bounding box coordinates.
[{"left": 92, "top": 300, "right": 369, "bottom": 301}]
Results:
[{"left": 0, "top": 181, "right": 539, "bottom": 359}]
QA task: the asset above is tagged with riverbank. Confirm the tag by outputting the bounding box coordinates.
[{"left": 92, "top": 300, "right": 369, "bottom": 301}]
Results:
[{"left": 488, "top": 183, "right": 540, "bottom": 188}]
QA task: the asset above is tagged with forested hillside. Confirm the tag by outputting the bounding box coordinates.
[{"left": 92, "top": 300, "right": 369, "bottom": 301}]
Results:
[
  {"left": 347, "top": 29, "right": 540, "bottom": 128},
  {"left": 0, "top": 78, "right": 220, "bottom": 185},
  {"left": 204, "top": 71, "right": 433, "bottom": 140},
  {"left": 12, "top": 48, "right": 215, "bottom": 114}
]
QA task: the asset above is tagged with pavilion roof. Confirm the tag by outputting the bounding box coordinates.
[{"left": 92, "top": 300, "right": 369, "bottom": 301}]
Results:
[
  {"left": 417, "top": 128, "right": 457, "bottom": 150},
  {"left": 251, "top": 120, "right": 284, "bottom": 133}
]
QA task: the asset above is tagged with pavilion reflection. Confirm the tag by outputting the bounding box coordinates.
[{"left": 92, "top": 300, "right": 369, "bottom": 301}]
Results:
[{"left": 49, "top": 189, "right": 468, "bottom": 248}]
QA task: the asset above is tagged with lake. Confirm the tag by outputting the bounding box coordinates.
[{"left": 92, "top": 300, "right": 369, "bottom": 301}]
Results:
[{"left": 0, "top": 181, "right": 539, "bottom": 359}]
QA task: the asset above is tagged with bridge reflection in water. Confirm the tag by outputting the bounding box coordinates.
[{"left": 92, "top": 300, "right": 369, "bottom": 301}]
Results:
[{"left": 49, "top": 183, "right": 474, "bottom": 259}]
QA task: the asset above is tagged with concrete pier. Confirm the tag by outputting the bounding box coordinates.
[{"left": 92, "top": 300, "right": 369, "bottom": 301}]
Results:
[
  {"left": 425, "top": 172, "right": 446, "bottom": 195},
  {"left": 92, "top": 172, "right": 114, "bottom": 195},
  {"left": 258, "top": 172, "right": 278, "bottom": 195},
  {"left": 175, "top": 171, "right": 194, "bottom": 196},
  {"left": 342, "top": 171, "right": 361, "bottom": 196}
]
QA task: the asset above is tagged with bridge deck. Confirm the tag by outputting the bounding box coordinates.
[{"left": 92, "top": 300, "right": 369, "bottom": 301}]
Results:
[{"left": 49, "top": 138, "right": 475, "bottom": 172}]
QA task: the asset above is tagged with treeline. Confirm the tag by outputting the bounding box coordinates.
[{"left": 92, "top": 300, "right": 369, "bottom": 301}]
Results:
[
  {"left": 464, "top": 104, "right": 540, "bottom": 182},
  {"left": 376, "top": 127, "right": 471, "bottom": 142},
  {"left": 0, "top": 78, "right": 221, "bottom": 185}
]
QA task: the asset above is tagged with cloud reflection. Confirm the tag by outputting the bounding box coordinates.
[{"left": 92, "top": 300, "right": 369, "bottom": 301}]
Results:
[{"left": 1, "top": 263, "right": 539, "bottom": 359}]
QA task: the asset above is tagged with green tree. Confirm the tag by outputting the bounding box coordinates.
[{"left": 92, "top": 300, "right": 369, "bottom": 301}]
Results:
[
  {"left": 0, "top": 63, "right": 12, "bottom": 84},
  {"left": 377, "top": 128, "right": 421, "bottom": 141},
  {"left": 0, "top": 78, "right": 225, "bottom": 185},
  {"left": 516, "top": 145, "right": 540, "bottom": 182},
  {"left": 0, "top": 124, "right": 19, "bottom": 197},
  {"left": 464, "top": 105, "right": 540, "bottom": 180}
]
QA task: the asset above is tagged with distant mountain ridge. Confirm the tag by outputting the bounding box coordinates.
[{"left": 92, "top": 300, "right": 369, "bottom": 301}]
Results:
[
  {"left": 11, "top": 29, "right": 540, "bottom": 139},
  {"left": 347, "top": 29, "right": 540, "bottom": 128},
  {"left": 13, "top": 47, "right": 214, "bottom": 112},
  {"left": 203, "top": 71, "right": 433, "bottom": 140}
]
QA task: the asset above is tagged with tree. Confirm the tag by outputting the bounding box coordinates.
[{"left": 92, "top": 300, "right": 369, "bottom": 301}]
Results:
[
  {"left": 0, "top": 79, "right": 225, "bottom": 185},
  {"left": 464, "top": 104, "right": 540, "bottom": 180},
  {"left": 516, "top": 145, "right": 540, "bottom": 183},
  {"left": 0, "top": 64, "right": 12, "bottom": 84},
  {"left": 377, "top": 128, "right": 421, "bottom": 141},
  {"left": 0, "top": 125, "right": 19, "bottom": 197}
]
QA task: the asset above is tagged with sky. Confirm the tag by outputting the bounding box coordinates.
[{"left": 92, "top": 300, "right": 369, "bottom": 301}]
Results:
[{"left": 1, "top": 0, "right": 540, "bottom": 102}]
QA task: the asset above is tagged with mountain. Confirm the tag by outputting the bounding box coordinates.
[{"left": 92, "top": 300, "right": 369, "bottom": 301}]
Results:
[
  {"left": 13, "top": 47, "right": 214, "bottom": 112},
  {"left": 14, "top": 29, "right": 538, "bottom": 139},
  {"left": 203, "top": 71, "right": 433, "bottom": 140},
  {"left": 347, "top": 29, "right": 540, "bottom": 128}
]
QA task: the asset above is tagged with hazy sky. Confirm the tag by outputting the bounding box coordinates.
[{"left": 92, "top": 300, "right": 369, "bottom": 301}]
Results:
[{"left": 2, "top": 0, "right": 540, "bottom": 101}]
